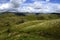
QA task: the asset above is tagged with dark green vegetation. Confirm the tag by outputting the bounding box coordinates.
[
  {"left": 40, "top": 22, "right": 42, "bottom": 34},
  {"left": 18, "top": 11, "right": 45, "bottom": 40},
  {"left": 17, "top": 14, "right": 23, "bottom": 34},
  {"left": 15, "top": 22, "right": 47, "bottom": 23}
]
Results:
[{"left": 0, "top": 12, "right": 60, "bottom": 40}]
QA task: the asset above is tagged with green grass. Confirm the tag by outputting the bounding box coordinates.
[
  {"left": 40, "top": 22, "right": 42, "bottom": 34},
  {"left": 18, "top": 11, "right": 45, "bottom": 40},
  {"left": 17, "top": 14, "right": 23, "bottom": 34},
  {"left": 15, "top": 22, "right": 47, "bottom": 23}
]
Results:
[
  {"left": 6, "top": 19, "right": 60, "bottom": 40},
  {"left": 10, "top": 20, "right": 47, "bottom": 32},
  {"left": 0, "top": 13, "right": 60, "bottom": 40},
  {"left": 6, "top": 33, "right": 60, "bottom": 40},
  {"left": 19, "top": 19, "right": 60, "bottom": 37}
]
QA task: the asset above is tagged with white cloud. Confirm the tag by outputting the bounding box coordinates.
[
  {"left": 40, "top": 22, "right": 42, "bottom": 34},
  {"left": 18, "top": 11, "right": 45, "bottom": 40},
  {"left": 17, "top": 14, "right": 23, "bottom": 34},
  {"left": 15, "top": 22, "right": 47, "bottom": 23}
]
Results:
[
  {"left": 0, "top": 0, "right": 60, "bottom": 13},
  {"left": 16, "top": 1, "right": 58, "bottom": 13},
  {"left": 0, "top": 3, "right": 13, "bottom": 12},
  {"left": 18, "top": 1, "right": 60, "bottom": 13},
  {"left": 18, "top": 6, "right": 34, "bottom": 12},
  {"left": 0, "top": 0, "right": 26, "bottom": 12},
  {"left": 10, "top": 0, "right": 26, "bottom": 8}
]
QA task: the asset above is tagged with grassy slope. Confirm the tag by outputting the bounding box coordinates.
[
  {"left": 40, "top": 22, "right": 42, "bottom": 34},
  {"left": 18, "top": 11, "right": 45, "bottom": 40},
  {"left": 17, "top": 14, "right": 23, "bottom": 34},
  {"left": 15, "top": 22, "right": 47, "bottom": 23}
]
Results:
[
  {"left": 5, "top": 19, "right": 60, "bottom": 40},
  {"left": 0, "top": 13, "right": 60, "bottom": 40},
  {"left": 10, "top": 20, "right": 47, "bottom": 32}
]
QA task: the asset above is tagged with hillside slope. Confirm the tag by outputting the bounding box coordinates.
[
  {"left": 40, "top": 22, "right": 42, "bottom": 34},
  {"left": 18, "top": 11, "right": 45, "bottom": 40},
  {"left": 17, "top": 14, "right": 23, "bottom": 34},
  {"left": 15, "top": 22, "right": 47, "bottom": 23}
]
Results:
[
  {"left": 0, "top": 13, "right": 60, "bottom": 40},
  {"left": 0, "top": 19, "right": 60, "bottom": 40}
]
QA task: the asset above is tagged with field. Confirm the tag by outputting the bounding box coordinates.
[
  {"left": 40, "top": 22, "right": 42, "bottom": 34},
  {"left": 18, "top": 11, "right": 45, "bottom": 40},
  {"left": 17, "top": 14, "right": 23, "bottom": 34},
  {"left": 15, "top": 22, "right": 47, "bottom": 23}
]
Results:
[{"left": 0, "top": 13, "right": 60, "bottom": 40}]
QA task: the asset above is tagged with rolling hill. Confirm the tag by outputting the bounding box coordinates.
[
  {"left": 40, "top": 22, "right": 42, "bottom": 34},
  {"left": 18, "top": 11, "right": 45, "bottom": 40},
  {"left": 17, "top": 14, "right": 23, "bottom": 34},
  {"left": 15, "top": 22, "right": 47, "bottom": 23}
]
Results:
[{"left": 0, "top": 13, "right": 60, "bottom": 40}]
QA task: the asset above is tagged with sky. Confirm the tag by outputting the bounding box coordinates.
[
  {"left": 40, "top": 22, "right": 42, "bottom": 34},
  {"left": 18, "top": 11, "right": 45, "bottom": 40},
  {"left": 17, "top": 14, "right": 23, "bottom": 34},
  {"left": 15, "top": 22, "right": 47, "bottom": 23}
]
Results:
[{"left": 0, "top": 0, "right": 60, "bottom": 13}]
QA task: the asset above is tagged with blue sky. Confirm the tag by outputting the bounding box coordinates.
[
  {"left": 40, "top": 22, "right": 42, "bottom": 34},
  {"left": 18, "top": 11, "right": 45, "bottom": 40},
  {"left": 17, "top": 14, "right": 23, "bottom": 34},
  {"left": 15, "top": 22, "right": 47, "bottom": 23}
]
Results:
[
  {"left": 0, "top": 0, "right": 60, "bottom": 13},
  {"left": 25, "top": 0, "right": 60, "bottom": 3},
  {"left": 12, "top": 0, "right": 60, "bottom": 3},
  {"left": 0, "top": 0, "right": 60, "bottom": 3},
  {"left": 50, "top": 0, "right": 60, "bottom": 3},
  {"left": 0, "top": 0, "right": 10, "bottom": 3}
]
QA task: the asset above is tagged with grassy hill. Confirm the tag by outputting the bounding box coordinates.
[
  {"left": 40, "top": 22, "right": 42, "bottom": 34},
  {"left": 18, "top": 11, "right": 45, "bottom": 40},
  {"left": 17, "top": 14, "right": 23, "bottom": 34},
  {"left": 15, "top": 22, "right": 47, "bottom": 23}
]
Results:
[{"left": 0, "top": 13, "right": 60, "bottom": 40}]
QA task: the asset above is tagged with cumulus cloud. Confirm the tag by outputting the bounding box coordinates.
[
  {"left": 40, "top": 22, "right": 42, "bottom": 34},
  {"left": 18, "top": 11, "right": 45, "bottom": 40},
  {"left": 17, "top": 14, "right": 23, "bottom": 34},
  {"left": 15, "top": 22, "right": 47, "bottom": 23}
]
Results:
[
  {"left": 0, "top": 3, "right": 13, "bottom": 12},
  {"left": 0, "top": 0, "right": 26, "bottom": 12},
  {"left": 0, "top": 0, "right": 60, "bottom": 13},
  {"left": 10, "top": 0, "right": 26, "bottom": 8},
  {"left": 18, "top": 1, "right": 60, "bottom": 13}
]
